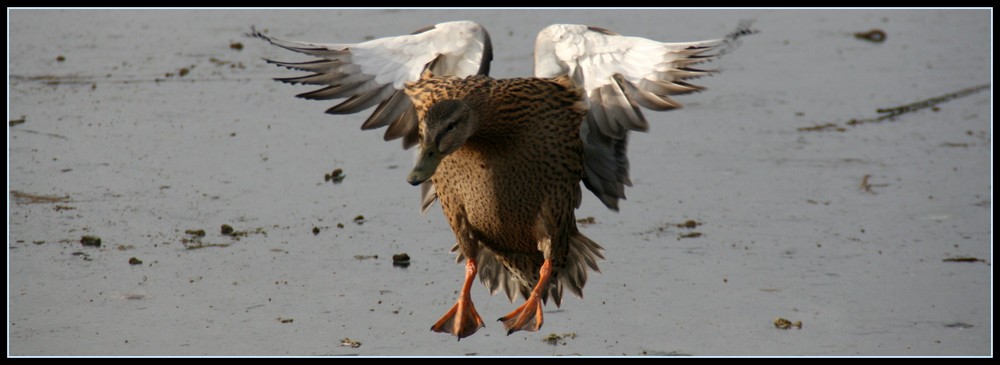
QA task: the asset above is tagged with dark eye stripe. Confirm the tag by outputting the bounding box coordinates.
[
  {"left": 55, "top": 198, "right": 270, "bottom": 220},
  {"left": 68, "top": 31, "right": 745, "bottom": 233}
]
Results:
[{"left": 434, "top": 121, "right": 459, "bottom": 148}]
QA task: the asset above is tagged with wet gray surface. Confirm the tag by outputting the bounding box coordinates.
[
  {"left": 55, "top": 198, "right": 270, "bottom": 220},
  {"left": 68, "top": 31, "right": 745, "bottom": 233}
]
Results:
[{"left": 8, "top": 9, "right": 991, "bottom": 356}]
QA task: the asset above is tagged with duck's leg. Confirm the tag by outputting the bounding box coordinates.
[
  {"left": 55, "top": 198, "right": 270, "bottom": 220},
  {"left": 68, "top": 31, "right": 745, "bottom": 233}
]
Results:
[
  {"left": 498, "top": 259, "right": 552, "bottom": 334},
  {"left": 430, "top": 258, "right": 485, "bottom": 340}
]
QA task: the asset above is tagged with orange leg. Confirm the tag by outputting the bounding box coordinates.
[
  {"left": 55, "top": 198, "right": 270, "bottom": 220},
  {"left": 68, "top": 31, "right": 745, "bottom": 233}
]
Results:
[
  {"left": 498, "top": 259, "right": 552, "bottom": 335},
  {"left": 430, "top": 258, "right": 485, "bottom": 340}
]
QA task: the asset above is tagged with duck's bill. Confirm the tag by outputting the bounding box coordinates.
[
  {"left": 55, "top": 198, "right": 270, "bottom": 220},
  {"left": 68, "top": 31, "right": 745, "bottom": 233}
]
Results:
[{"left": 407, "top": 148, "right": 443, "bottom": 186}]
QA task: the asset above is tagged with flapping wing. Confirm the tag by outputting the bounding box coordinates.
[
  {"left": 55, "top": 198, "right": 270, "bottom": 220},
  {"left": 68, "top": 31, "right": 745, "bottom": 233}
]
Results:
[
  {"left": 534, "top": 22, "right": 755, "bottom": 210},
  {"left": 253, "top": 20, "right": 493, "bottom": 213},
  {"left": 253, "top": 21, "right": 491, "bottom": 149}
]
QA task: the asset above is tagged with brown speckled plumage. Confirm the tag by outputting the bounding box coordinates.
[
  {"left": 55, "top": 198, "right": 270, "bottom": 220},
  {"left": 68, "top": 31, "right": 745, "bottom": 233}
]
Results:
[{"left": 406, "top": 74, "right": 603, "bottom": 308}]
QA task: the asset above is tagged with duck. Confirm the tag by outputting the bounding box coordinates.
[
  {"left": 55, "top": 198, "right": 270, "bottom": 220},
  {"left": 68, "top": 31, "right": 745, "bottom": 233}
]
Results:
[{"left": 253, "top": 20, "right": 752, "bottom": 339}]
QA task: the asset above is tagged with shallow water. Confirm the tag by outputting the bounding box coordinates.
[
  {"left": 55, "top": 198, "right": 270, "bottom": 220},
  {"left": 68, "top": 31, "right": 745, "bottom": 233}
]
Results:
[{"left": 8, "top": 9, "right": 991, "bottom": 356}]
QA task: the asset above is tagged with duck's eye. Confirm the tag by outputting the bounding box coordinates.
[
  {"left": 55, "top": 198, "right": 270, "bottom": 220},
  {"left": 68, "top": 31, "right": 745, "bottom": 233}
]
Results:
[{"left": 446, "top": 123, "right": 457, "bottom": 132}]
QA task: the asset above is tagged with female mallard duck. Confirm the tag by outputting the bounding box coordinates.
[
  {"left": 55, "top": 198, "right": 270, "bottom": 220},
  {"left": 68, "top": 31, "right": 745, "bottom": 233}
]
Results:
[{"left": 254, "top": 21, "right": 751, "bottom": 339}]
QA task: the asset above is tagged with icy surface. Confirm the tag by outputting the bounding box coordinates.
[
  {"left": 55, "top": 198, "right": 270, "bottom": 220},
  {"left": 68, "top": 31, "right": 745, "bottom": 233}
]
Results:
[{"left": 8, "top": 9, "right": 991, "bottom": 356}]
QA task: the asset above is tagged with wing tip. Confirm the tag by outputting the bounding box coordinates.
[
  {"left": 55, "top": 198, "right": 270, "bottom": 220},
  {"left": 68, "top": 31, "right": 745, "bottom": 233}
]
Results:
[
  {"left": 246, "top": 25, "right": 267, "bottom": 41},
  {"left": 707, "top": 20, "right": 759, "bottom": 59},
  {"left": 729, "top": 19, "right": 760, "bottom": 40}
]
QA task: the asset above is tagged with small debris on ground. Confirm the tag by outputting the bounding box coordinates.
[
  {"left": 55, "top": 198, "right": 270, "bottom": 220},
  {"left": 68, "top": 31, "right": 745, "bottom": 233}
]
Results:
[
  {"left": 353, "top": 215, "right": 366, "bottom": 225},
  {"left": 677, "top": 220, "right": 700, "bottom": 229},
  {"left": 860, "top": 174, "right": 888, "bottom": 194},
  {"left": 56, "top": 55, "right": 66, "bottom": 62},
  {"left": 340, "top": 337, "right": 362, "bottom": 348},
  {"left": 942, "top": 256, "right": 986, "bottom": 263},
  {"left": 940, "top": 142, "right": 970, "bottom": 148},
  {"left": 183, "top": 241, "right": 232, "bottom": 250},
  {"left": 80, "top": 235, "right": 102, "bottom": 247},
  {"left": 641, "top": 219, "right": 706, "bottom": 238},
  {"left": 277, "top": 317, "right": 293, "bottom": 324},
  {"left": 325, "top": 168, "right": 346, "bottom": 183},
  {"left": 223, "top": 226, "right": 267, "bottom": 240},
  {"left": 797, "top": 123, "right": 846, "bottom": 132},
  {"left": 773, "top": 317, "right": 803, "bottom": 330},
  {"left": 11, "top": 190, "right": 71, "bottom": 204},
  {"left": 805, "top": 199, "right": 830, "bottom": 206},
  {"left": 312, "top": 226, "right": 321, "bottom": 235},
  {"left": 542, "top": 332, "right": 577, "bottom": 345},
  {"left": 181, "top": 226, "right": 244, "bottom": 249},
  {"left": 640, "top": 350, "right": 690, "bottom": 356},
  {"left": 354, "top": 254, "right": 378, "bottom": 260},
  {"left": 797, "top": 84, "right": 989, "bottom": 131},
  {"left": 576, "top": 216, "right": 596, "bottom": 225},
  {"left": 128, "top": 257, "right": 143, "bottom": 265},
  {"left": 392, "top": 253, "right": 411, "bottom": 267},
  {"left": 860, "top": 174, "right": 874, "bottom": 193},
  {"left": 10, "top": 117, "right": 26, "bottom": 126},
  {"left": 229, "top": 41, "right": 244, "bottom": 50},
  {"left": 221, "top": 224, "right": 234, "bottom": 235},
  {"left": 678, "top": 232, "right": 702, "bottom": 239},
  {"left": 854, "top": 29, "right": 887, "bottom": 43},
  {"left": 944, "top": 322, "right": 974, "bottom": 329},
  {"left": 208, "top": 57, "right": 246, "bottom": 69}
]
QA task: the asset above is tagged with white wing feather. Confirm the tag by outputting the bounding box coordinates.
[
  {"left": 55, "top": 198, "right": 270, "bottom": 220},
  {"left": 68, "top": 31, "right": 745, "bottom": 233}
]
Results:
[
  {"left": 535, "top": 22, "right": 754, "bottom": 210},
  {"left": 253, "top": 20, "right": 491, "bottom": 147},
  {"left": 255, "top": 21, "right": 493, "bottom": 213}
]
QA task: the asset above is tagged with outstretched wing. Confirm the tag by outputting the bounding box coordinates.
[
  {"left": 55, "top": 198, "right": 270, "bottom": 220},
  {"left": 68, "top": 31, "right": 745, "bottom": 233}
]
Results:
[
  {"left": 535, "top": 22, "right": 754, "bottom": 210},
  {"left": 253, "top": 21, "right": 492, "bottom": 148},
  {"left": 253, "top": 21, "right": 493, "bottom": 212}
]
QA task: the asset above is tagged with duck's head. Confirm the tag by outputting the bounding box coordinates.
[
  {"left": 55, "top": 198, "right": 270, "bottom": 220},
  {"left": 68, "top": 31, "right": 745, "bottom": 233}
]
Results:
[{"left": 407, "top": 99, "right": 478, "bottom": 186}]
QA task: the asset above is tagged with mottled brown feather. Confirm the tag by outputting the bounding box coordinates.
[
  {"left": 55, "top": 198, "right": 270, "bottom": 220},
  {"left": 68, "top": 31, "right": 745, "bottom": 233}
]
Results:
[{"left": 407, "top": 74, "right": 603, "bottom": 306}]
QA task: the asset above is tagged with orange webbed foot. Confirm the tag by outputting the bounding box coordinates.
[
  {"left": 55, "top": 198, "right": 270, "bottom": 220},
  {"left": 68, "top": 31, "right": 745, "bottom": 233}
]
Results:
[
  {"left": 497, "top": 294, "right": 545, "bottom": 335},
  {"left": 498, "top": 259, "right": 553, "bottom": 335},
  {"left": 430, "top": 258, "right": 486, "bottom": 340},
  {"left": 430, "top": 296, "right": 486, "bottom": 340}
]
